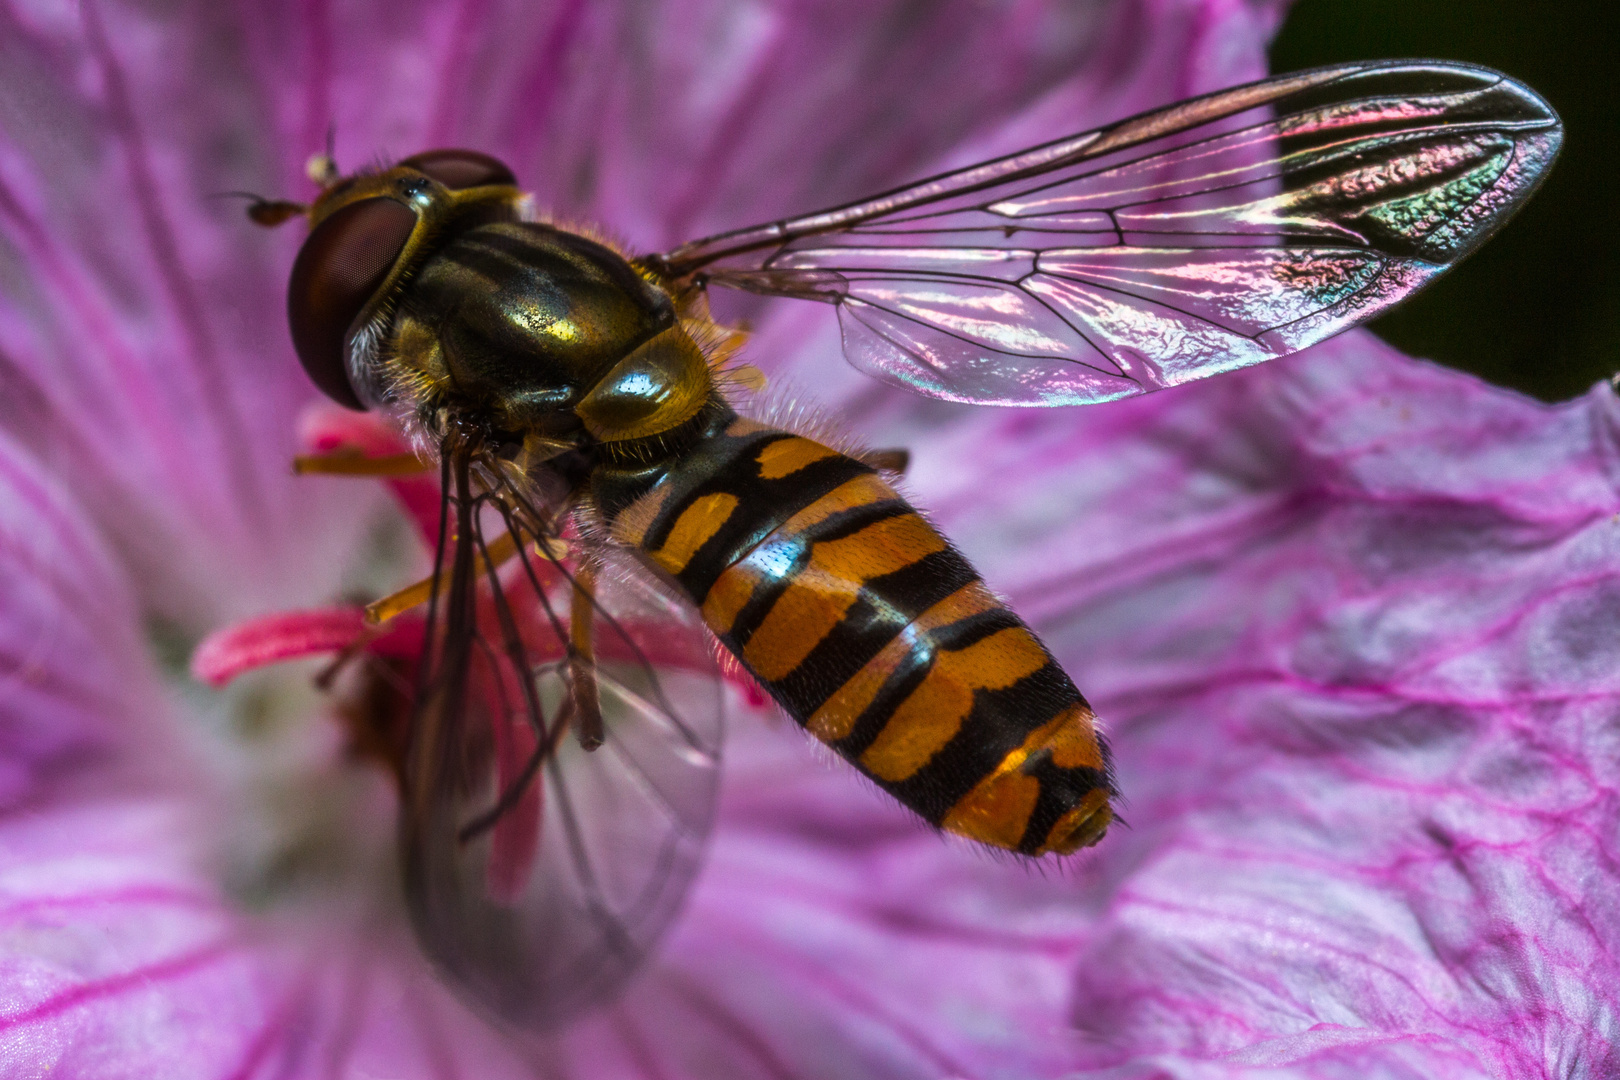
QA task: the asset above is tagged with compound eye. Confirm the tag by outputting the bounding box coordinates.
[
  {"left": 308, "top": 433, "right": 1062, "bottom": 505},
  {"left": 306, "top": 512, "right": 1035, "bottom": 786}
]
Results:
[
  {"left": 399, "top": 149, "right": 517, "bottom": 190},
  {"left": 287, "top": 196, "right": 417, "bottom": 409}
]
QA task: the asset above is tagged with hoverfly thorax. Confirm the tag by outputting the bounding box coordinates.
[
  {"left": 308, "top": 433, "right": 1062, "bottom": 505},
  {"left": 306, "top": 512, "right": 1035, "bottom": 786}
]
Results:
[
  {"left": 280, "top": 148, "right": 721, "bottom": 475},
  {"left": 387, "top": 217, "right": 714, "bottom": 458}
]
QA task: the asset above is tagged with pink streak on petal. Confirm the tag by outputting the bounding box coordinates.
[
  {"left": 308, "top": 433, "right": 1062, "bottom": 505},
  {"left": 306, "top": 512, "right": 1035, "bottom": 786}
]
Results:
[
  {"left": 659, "top": 16, "right": 794, "bottom": 244},
  {"left": 497, "top": 0, "right": 589, "bottom": 162},
  {"left": 190, "top": 607, "right": 367, "bottom": 687},
  {"left": 0, "top": 0, "right": 377, "bottom": 617},
  {"left": 215, "top": 970, "right": 320, "bottom": 1080},
  {"left": 0, "top": 886, "right": 216, "bottom": 922},
  {"left": 736, "top": 926, "right": 976, "bottom": 1080},
  {"left": 664, "top": 971, "right": 805, "bottom": 1080},
  {"left": 0, "top": 938, "right": 234, "bottom": 1032},
  {"left": 610, "top": 1008, "right": 678, "bottom": 1080},
  {"left": 0, "top": 170, "right": 229, "bottom": 543},
  {"left": 78, "top": 0, "right": 265, "bottom": 531},
  {"left": 425, "top": 0, "right": 494, "bottom": 148},
  {"left": 0, "top": 428, "right": 160, "bottom": 816}
]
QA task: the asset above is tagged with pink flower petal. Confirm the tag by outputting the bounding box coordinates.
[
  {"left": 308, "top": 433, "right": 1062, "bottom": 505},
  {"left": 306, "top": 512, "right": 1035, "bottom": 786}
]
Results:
[
  {"left": 0, "top": 430, "right": 164, "bottom": 807},
  {"left": 2, "top": 0, "right": 1607, "bottom": 1076}
]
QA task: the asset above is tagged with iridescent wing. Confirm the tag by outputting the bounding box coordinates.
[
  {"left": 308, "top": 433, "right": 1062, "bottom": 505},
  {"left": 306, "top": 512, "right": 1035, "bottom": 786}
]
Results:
[
  {"left": 648, "top": 61, "right": 1561, "bottom": 406},
  {"left": 403, "top": 452, "right": 723, "bottom": 1032}
]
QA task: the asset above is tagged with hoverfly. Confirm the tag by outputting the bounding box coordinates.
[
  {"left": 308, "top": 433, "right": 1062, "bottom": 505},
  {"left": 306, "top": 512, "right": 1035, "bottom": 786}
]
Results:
[{"left": 242, "top": 61, "right": 1560, "bottom": 1031}]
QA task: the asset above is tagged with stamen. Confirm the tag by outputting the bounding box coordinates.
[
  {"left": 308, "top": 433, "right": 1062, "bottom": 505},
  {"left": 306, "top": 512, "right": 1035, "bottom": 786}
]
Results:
[
  {"left": 293, "top": 450, "right": 432, "bottom": 476},
  {"left": 365, "top": 534, "right": 570, "bottom": 625}
]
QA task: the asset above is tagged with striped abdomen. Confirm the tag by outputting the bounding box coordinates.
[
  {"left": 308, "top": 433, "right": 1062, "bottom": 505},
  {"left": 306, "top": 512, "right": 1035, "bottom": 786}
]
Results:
[{"left": 611, "top": 419, "right": 1114, "bottom": 855}]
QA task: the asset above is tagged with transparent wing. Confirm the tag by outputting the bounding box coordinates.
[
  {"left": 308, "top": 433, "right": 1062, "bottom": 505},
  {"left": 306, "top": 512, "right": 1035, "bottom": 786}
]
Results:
[
  {"left": 649, "top": 61, "right": 1562, "bottom": 406},
  {"left": 403, "top": 452, "right": 723, "bottom": 1032}
]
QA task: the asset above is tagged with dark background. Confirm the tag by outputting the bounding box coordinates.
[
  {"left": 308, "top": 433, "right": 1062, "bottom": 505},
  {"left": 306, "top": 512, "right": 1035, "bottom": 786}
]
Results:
[{"left": 1271, "top": 0, "right": 1618, "bottom": 400}]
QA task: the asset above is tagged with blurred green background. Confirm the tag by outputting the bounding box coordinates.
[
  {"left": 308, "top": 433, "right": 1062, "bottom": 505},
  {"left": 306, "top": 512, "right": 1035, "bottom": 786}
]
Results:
[{"left": 1271, "top": 0, "right": 1618, "bottom": 400}]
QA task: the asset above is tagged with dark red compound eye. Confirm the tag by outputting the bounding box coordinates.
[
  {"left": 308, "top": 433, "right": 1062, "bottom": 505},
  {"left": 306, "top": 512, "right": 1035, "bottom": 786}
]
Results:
[
  {"left": 287, "top": 196, "right": 418, "bottom": 409},
  {"left": 399, "top": 149, "right": 517, "bottom": 190}
]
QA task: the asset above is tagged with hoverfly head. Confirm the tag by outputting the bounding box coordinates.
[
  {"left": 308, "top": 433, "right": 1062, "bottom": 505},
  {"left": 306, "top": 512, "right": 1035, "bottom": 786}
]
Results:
[{"left": 282, "top": 148, "right": 523, "bottom": 409}]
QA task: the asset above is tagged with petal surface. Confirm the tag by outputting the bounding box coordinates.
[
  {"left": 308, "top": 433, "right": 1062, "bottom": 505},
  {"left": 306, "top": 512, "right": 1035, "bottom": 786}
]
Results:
[
  {"left": 776, "top": 329, "right": 1620, "bottom": 1077},
  {"left": 6, "top": 0, "right": 1611, "bottom": 1078}
]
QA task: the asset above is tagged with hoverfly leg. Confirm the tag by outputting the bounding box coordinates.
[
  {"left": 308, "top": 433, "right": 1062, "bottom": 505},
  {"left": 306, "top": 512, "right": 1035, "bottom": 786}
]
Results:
[
  {"left": 569, "top": 562, "right": 605, "bottom": 752},
  {"left": 862, "top": 447, "right": 910, "bottom": 475}
]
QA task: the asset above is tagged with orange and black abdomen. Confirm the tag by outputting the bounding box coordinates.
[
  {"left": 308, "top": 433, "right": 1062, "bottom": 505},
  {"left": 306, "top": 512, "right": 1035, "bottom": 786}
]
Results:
[{"left": 611, "top": 419, "right": 1114, "bottom": 855}]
